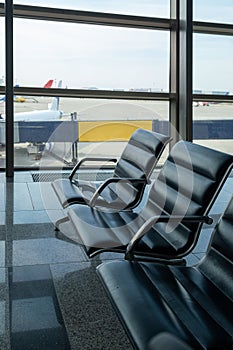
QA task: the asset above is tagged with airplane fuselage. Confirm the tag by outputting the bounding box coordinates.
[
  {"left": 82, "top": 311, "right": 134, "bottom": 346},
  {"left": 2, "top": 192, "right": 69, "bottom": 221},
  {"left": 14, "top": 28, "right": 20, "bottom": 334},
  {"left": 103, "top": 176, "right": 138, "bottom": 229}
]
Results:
[{"left": 1, "top": 109, "right": 62, "bottom": 122}]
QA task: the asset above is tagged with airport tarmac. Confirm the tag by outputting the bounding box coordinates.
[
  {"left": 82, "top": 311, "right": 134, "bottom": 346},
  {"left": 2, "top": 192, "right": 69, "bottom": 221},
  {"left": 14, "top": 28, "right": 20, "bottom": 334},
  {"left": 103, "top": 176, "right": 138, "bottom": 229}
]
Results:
[
  {"left": 0, "top": 97, "right": 232, "bottom": 168},
  {"left": 1, "top": 96, "right": 233, "bottom": 120}
]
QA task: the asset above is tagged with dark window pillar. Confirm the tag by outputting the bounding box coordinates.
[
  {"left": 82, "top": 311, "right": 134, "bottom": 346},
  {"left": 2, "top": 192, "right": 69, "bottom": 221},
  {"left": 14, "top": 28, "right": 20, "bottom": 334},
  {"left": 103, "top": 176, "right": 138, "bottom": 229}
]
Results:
[
  {"left": 170, "top": 0, "right": 180, "bottom": 145},
  {"left": 179, "top": 0, "right": 193, "bottom": 141},
  {"left": 170, "top": 0, "right": 193, "bottom": 142},
  {"left": 5, "top": 0, "right": 14, "bottom": 177}
]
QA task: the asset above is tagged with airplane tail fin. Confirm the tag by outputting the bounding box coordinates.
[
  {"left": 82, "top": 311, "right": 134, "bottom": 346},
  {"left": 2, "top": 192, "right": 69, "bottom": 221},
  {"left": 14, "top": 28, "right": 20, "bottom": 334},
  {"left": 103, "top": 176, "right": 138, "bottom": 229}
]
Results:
[
  {"left": 49, "top": 97, "right": 59, "bottom": 111},
  {"left": 44, "top": 79, "right": 54, "bottom": 88},
  {"left": 49, "top": 80, "right": 62, "bottom": 111}
]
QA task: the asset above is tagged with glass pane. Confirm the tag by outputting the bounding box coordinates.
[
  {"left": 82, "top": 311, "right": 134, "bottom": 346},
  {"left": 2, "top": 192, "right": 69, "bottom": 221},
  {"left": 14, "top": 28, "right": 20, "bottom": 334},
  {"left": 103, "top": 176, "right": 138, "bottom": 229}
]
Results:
[
  {"left": 0, "top": 18, "right": 5, "bottom": 87},
  {"left": 193, "top": 12, "right": 233, "bottom": 155},
  {"left": 0, "top": 18, "right": 5, "bottom": 169},
  {"left": 1, "top": 96, "right": 169, "bottom": 168},
  {"left": 14, "top": 19, "right": 169, "bottom": 92},
  {"left": 193, "top": 34, "right": 233, "bottom": 94},
  {"left": 194, "top": 0, "right": 233, "bottom": 24},
  {"left": 13, "top": 0, "right": 170, "bottom": 18},
  {"left": 193, "top": 102, "right": 233, "bottom": 155}
]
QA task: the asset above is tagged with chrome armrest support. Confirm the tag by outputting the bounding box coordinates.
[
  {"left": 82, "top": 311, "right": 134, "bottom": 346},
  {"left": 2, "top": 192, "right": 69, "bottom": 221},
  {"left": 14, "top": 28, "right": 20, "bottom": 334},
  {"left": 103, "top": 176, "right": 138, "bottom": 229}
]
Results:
[
  {"left": 69, "top": 157, "right": 117, "bottom": 180},
  {"left": 89, "top": 177, "right": 149, "bottom": 207},
  {"left": 125, "top": 215, "right": 213, "bottom": 261}
]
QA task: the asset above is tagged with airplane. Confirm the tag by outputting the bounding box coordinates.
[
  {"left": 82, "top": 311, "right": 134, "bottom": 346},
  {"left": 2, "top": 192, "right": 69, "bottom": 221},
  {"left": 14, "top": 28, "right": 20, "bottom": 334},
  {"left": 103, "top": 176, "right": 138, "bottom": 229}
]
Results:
[
  {"left": 42, "top": 79, "right": 54, "bottom": 89},
  {"left": 0, "top": 80, "right": 65, "bottom": 122},
  {"left": 0, "top": 79, "right": 54, "bottom": 103}
]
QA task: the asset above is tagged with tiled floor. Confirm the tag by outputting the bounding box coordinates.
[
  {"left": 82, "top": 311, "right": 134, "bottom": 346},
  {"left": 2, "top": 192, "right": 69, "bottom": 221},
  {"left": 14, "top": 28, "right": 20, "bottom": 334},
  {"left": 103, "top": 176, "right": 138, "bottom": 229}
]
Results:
[{"left": 0, "top": 170, "right": 232, "bottom": 350}]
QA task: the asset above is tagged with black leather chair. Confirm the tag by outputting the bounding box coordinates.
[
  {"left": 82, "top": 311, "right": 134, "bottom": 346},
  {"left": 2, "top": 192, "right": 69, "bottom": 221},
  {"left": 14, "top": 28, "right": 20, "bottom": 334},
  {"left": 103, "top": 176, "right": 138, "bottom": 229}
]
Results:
[
  {"left": 52, "top": 129, "right": 171, "bottom": 210},
  {"left": 97, "top": 197, "right": 233, "bottom": 350},
  {"left": 57, "top": 141, "right": 233, "bottom": 261}
]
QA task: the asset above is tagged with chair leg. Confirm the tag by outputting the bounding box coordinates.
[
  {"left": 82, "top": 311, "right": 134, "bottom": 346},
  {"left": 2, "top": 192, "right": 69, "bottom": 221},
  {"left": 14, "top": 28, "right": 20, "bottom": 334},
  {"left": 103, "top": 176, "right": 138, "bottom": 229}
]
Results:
[
  {"left": 55, "top": 229, "right": 77, "bottom": 245},
  {"left": 54, "top": 216, "right": 70, "bottom": 231},
  {"left": 54, "top": 215, "right": 80, "bottom": 246}
]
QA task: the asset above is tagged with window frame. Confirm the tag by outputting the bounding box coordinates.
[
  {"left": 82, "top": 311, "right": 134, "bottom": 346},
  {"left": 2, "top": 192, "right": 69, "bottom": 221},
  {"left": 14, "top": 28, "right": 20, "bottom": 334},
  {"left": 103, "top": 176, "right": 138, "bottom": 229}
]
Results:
[{"left": 1, "top": 1, "right": 233, "bottom": 175}]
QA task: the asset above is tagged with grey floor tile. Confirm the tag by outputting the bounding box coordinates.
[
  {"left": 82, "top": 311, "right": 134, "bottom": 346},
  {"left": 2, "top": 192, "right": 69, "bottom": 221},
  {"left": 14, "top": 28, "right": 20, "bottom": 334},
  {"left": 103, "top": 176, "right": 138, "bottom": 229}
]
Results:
[
  {"left": 5, "top": 183, "right": 33, "bottom": 211},
  {"left": 12, "top": 238, "right": 87, "bottom": 266},
  {"left": 13, "top": 172, "right": 34, "bottom": 183},
  {"left": 27, "top": 182, "right": 61, "bottom": 210},
  {"left": 0, "top": 336, "right": 8, "bottom": 350},
  {"left": 0, "top": 301, "right": 6, "bottom": 336},
  {"left": 13, "top": 210, "right": 50, "bottom": 225},
  {"left": 0, "top": 242, "right": 5, "bottom": 268},
  {"left": 13, "top": 209, "right": 64, "bottom": 225},
  {"left": 6, "top": 223, "right": 55, "bottom": 241},
  {"left": 14, "top": 183, "right": 33, "bottom": 211},
  {"left": 0, "top": 213, "right": 5, "bottom": 226},
  {"left": 0, "top": 268, "right": 5, "bottom": 283},
  {"left": 10, "top": 265, "right": 70, "bottom": 350},
  {"left": 0, "top": 268, "right": 6, "bottom": 301},
  {"left": 51, "top": 262, "right": 132, "bottom": 350},
  {"left": 0, "top": 225, "right": 5, "bottom": 241},
  {"left": 12, "top": 297, "right": 61, "bottom": 333},
  {"left": 68, "top": 317, "right": 133, "bottom": 350},
  {"left": 0, "top": 270, "right": 8, "bottom": 350},
  {"left": 0, "top": 183, "right": 5, "bottom": 211},
  {"left": 0, "top": 173, "right": 5, "bottom": 182}
]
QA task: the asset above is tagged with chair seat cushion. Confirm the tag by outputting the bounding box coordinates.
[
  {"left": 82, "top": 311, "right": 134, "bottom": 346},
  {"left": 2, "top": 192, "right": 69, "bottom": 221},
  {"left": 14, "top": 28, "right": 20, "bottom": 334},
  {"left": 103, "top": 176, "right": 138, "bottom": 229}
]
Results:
[
  {"left": 97, "top": 260, "right": 233, "bottom": 350},
  {"left": 64, "top": 204, "right": 190, "bottom": 255},
  {"left": 52, "top": 178, "right": 99, "bottom": 207}
]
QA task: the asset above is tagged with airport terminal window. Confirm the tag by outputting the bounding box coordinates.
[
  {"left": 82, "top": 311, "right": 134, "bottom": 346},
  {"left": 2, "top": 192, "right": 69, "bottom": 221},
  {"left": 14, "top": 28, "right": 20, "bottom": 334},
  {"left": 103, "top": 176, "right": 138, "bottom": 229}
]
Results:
[
  {"left": 0, "top": 16, "right": 5, "bottom": 161},
  {"left": 8, "top": 97, "right": 169, "bottom": 168},
  {"left": 193, "top": 34, "right": 233, "bottom": 94},
  {"left": 2, "top": 0, "right": 232, "bottom": 171},
  {"left": 194, "top": 0, "right": 233, "bottom": 24},
  {"left": 14, "top": 18, "right": 169, "bottom": 91},
  {"left": 193, "top": 103, "right": 233, "bottom": 155},
  {"left": 13, "top": 0, "right": 170, "bottom": 18},
  {"left": 2, "top": 1, "right": 171, "bottom": 171},
  {"left": 0, "top": 18, "right": 4, "bottom": 84},
  {"left": 193, "top": 33, "right": 233, "bottom": 154},
  {"left": 193, "top": 25, "right": 233, "bottom": 154}
]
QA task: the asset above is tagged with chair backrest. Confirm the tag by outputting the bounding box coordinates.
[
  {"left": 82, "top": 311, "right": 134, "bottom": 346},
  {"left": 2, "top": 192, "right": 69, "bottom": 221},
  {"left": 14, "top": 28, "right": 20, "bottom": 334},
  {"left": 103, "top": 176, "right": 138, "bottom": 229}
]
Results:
[
  {"left": 100, "top": 128, "right": 171, "bottom": 209},
  {"left": 139, "top": 141, "right": 233, "bottom": 257},
  {"left": 114, "top": 128, "right": 170, "bottom": 180}
]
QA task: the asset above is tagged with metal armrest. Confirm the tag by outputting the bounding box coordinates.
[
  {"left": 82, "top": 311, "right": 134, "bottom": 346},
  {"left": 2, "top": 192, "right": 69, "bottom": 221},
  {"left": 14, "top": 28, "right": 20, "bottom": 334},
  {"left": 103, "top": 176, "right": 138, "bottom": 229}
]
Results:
[
  {"left": 71, "top": 178, "right": 98, "bottom": 193},
  {"left": 69, "top": 157, "right": 117, "bottom": 180},
  {"left": 89, "top": 177, "right": 149, "bottom": 207},
  {"left": 125, "top": 214, "right": 213, "bottom": 261}
]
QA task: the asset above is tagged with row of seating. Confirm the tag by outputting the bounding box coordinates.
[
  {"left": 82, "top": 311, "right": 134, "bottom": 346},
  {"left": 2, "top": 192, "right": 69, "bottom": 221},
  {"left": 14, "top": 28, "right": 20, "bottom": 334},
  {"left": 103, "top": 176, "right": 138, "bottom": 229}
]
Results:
[
  {"left": 97, "top": 196, "right": 233, "bottom": 349},
  {"left": 53, "top": 129, "right": 232, "bottom": 263},
  {"left": 51, "top": 128, "right": 233, "bottom": 349}
]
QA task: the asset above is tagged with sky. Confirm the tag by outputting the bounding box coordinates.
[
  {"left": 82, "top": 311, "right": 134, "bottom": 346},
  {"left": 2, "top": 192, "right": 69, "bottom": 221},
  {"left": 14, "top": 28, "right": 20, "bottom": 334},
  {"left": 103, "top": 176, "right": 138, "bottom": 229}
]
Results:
[{"left": 0, "top": 0, "right": 233, "bottom": 93}]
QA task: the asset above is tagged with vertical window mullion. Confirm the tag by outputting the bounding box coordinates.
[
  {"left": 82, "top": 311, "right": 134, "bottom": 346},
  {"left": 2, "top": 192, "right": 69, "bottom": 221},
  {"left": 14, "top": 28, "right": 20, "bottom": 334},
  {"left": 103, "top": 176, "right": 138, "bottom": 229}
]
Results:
[
  {"left": 5, "top": 0, "right": 14, "bottom": 177},
  {"left": 179, "top": 0, "right": 193, "bottom": 141},
  {"left": 170, "top": 0, "right": 180, "bottom": 146}
]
